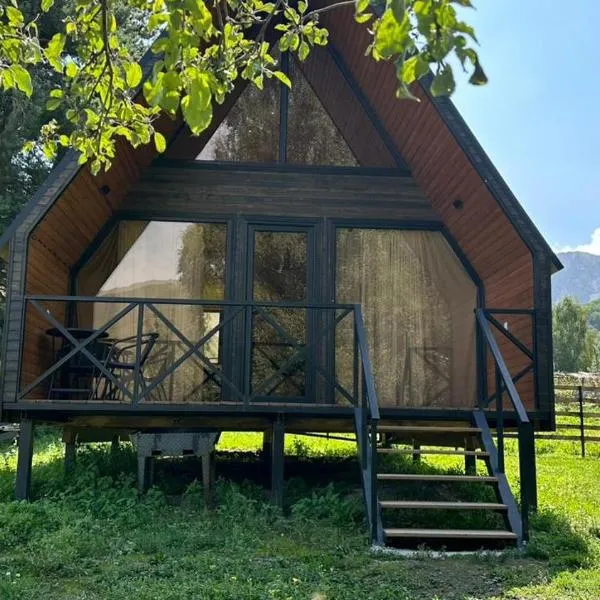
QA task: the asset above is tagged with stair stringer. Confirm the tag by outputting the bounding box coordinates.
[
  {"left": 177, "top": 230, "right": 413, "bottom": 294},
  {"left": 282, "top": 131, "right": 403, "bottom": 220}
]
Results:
[{"left": 472, "top": 410, "right": 523, "bottom": 544}]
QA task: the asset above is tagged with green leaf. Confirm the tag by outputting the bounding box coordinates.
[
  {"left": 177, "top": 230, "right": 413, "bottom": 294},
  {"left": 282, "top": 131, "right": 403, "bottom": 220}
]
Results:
[
  {"left": 45, "top": 33, "right": 66, "bottom": 72},
  {"left": 374, "top": 8, "right": 410, "bottom": 58},
  {"left": 355, "top": 12, "right": 372, "bottom": 24},
  {"left": 356, "top": 0, "right": 370, "bottom": 13},
  {"left": 272, "top": 70, "right": 291, "bottom": 88},
  {"left": 401, "top": 54, "right": 429, "bottom": 84},
  {"left": 389, "top": 0, "right": 405, "bottom": 24},
  {"left": 430, "top": 63, "right": 455, "bottom": 96},
  {"left": 46, "top": 97, "right": 62, "bottom": 111},
  {"left": 143, "top": 73, "right": 165, "bottom": 106},
  {"left": 65, "top": 62, "right": 78, "bottom": 78},
  {"left": 469, "top": 59, "right": 488, "bottom": 86},
  {"left": 181, "top": 73, "right": 213, "bottom": 134},
  {"left": 154, "top": 131, "right": 167, "bottom": 153},
  {"left": 298, "top": 41, "right": 310, "bottom": 62},
  {"left": 6, "top": 6, "right": 24, "bottom": 26},
  {"left": 396, "top": 80, "right": 418, "bottom": 101},
  {"left": 9, "top": 65, "right": 32, "bottom": 97},
  {"left": 41, "top": 0, "right": 54, "bottom": 11},
  {"left": 125, "top": 63, "right": 143, "bottom": 88}
]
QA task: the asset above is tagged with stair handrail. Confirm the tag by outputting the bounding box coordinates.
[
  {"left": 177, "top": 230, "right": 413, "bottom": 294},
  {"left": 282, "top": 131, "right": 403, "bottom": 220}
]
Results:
[
  {"left": 354, "top": 305, "right": 380, "bottom": 422},
  {"left": 475, "top": 308, "right": 537, "bottom": 543},
  {"left": 353, "top": 305, "right": 381, "bottom": 544}
]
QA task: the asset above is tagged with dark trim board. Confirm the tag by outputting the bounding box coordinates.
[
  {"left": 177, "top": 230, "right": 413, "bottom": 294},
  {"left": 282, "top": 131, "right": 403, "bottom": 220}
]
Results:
[
  {"left": 152, "top": 158, "right": 411, "bottom": 178},
  {"left": 4, "top": 404, "right": 548, "bottom": 432}
]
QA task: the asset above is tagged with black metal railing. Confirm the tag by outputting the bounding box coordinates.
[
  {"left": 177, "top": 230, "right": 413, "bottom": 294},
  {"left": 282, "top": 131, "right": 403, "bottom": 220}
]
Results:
[
  {"left": 353, "top": 305, "right": 381, "bottom": 545},
  {"left": 475, "top": 308, "right": 537, "bottom": 544},
  {"left": 17, "top": 296, "right": 370, "bottom": 408}
]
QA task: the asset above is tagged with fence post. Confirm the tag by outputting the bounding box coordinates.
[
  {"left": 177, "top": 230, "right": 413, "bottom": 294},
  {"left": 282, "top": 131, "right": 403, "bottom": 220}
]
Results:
[{"left": 578, "top": 384, "right": 586, "bottom": 458}]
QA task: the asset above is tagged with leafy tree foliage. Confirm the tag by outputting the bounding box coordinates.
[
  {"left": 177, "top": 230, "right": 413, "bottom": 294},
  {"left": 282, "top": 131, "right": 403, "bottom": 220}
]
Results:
[
  {"left": 586, "top": 298, "right": 600, "bottom": 331},
  {"left": 0, "top": 0, "right": 486, "bottom": 173},
  {"left": 553, "top": 297, "right": 600, "bottom": 373}
]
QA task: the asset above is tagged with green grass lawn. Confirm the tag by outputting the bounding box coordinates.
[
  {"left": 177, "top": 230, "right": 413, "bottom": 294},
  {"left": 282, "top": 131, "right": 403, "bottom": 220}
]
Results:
[{"left": 0, "top": 430, "right": 600, "bottom": 599}]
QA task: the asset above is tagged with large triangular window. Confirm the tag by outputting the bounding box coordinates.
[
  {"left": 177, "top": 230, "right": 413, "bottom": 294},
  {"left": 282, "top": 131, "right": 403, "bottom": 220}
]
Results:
[{"left": 196, "top": 56, "right": 357, "bottom": 166}]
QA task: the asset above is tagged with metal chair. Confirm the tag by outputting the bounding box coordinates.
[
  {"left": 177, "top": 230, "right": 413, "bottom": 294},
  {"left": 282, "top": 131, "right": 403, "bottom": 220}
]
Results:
[{"left": 95, "top": 333, "right": 159, "bottom": 402}]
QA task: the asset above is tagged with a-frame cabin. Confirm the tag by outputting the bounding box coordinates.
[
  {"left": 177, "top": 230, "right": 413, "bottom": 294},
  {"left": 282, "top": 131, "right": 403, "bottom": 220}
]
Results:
[{"left": 0, "top": 7, "right": 560, "bottom": 548}]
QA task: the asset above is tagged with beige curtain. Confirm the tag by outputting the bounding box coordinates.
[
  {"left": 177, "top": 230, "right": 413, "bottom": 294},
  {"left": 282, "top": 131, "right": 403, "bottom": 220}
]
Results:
[
  {"left": 336, "top": 229, "right": 477, "bottom": 408},
  {"left": 77, "top": 221, "right": 227, "bottom": 403}
]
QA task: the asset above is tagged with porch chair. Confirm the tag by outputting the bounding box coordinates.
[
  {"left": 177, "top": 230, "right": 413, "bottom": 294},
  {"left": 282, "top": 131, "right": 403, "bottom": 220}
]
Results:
[{"left": 94, "top": 333, "right": 159, "bottom": 402}]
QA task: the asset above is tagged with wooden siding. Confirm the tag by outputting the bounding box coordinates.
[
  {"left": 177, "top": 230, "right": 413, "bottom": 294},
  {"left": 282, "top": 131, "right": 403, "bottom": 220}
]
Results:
[
  {"left": 317, "top": 7, "right": 536, "bottom": 409},
  {"left": 122, "top": 165, "right": 438, "bottom": 221}
]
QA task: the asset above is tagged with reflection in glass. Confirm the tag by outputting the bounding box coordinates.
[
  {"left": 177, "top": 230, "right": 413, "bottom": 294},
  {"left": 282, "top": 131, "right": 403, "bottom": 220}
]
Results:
[
  {"left": 78, "top": 221, "right": 228, "bottom": 403},
  {"left": 251, "top": 230, "right": 308, "bottom": 398},
  {"left": 196, "top": 77, "right": 280, "bottom": 162},
  {"left": 287, "top": 58, "right": 358, "bottom": 166}
]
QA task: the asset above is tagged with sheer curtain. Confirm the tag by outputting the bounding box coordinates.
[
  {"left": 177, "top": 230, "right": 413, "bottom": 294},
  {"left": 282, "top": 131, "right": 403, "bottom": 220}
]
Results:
[
  {"left": 77, "top": 221, "right": 227, "bottom": 403},
  {"left": 336, "top": 229, "right": 476, "bottom": 408}
]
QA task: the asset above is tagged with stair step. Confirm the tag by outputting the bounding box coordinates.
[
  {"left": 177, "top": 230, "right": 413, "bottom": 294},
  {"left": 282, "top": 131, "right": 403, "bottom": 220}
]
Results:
[
  {"left": 378, "top": 448, "right": 489, "bottom": 457},
  {"left": 384, "top": 528, "right": 517, "bottom": 540},
  {"left": 377, "top": 474, "right": 497, "bottom": 483},
  {"left": 379, "top": 500, "right": 508, "bottom": 510},
  {"left": 378, "top": 426, "right": 481, "bottom": 434}
]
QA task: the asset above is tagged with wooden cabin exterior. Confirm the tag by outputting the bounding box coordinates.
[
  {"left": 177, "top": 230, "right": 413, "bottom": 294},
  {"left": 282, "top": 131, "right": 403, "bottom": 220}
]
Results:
[{"left": 0, "top": 11, "right": 560, "bottom": 548}]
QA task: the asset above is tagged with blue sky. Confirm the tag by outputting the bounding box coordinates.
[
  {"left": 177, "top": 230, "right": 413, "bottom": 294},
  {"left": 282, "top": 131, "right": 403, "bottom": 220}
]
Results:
[{"left": 450, "top": 1, "right": 600, "bottom": 254}]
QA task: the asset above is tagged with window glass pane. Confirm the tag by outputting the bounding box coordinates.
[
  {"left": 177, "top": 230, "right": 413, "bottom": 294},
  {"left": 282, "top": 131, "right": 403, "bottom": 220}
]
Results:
[
  {"left": 287, "top": 58, "right": 357, "bottom": 166},
  {"left": 77, "top": 221, "right": 228, "bottom": 404},
  {"left": 336, "top": 229, "right": 476, "bottom": 408},
  {"left": 196, "top": 77, "right": 280, "bottom": 162},
  {"left": 253, "top": 231, "right": 307, "bottom": 302},
  {"left": 252, "top": 230, "right": 308, "bottom": 398}
]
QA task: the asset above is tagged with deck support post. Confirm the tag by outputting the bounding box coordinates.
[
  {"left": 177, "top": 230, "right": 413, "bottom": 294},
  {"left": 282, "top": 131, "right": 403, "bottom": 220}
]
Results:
[
  {"left": 271, "top": 416, "right": 285, "bottom": 509},
  {"left": 262, "top": 429, "right": 273, "bottom": 464},
  {"left": 111, "top": 434, "right": 120, "bottom": 455},
  {"left": 15, "top": 419, "right": 34, "bottom": 501},
  {"left": 202, "top": 452, "right": 216, "bottom": 508},
  {"left": 137, "top": 456, "right": 155, "bottom": 494},
  {"left": 412, "top": 442, "right": 421, "bottom": 463},
  {"left": 63, "top": 428, "right": 77, "bottom": 474},
  {"left": 465, "top": 437, "right": 476, "bottom": 475}
]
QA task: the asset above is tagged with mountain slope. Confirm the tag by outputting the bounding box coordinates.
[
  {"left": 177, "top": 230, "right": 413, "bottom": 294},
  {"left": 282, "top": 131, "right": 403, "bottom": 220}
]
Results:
[{"left": 553, "top": 252, "right": 600, "bottom": 304}]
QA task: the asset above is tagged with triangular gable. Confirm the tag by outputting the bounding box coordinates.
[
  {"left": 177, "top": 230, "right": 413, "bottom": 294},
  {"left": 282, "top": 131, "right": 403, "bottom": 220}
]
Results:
[{"left": 0, "top": 17, "right": 560, "bottom": 279}]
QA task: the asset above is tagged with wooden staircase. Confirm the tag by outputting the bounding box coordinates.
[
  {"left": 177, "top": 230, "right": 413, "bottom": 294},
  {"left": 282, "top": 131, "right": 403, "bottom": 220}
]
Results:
[
  {"left": 352, "top": 307, "right": 536, "bottom": 551},
  {"left": 371, "top": 420, "right": 520, "bottom": 548}
]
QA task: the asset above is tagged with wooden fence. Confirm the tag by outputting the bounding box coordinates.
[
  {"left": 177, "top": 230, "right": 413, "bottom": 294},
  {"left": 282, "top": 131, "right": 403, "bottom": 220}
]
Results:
[{"left": 539, "top": 383, "right": 600, "bottom": 457}]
